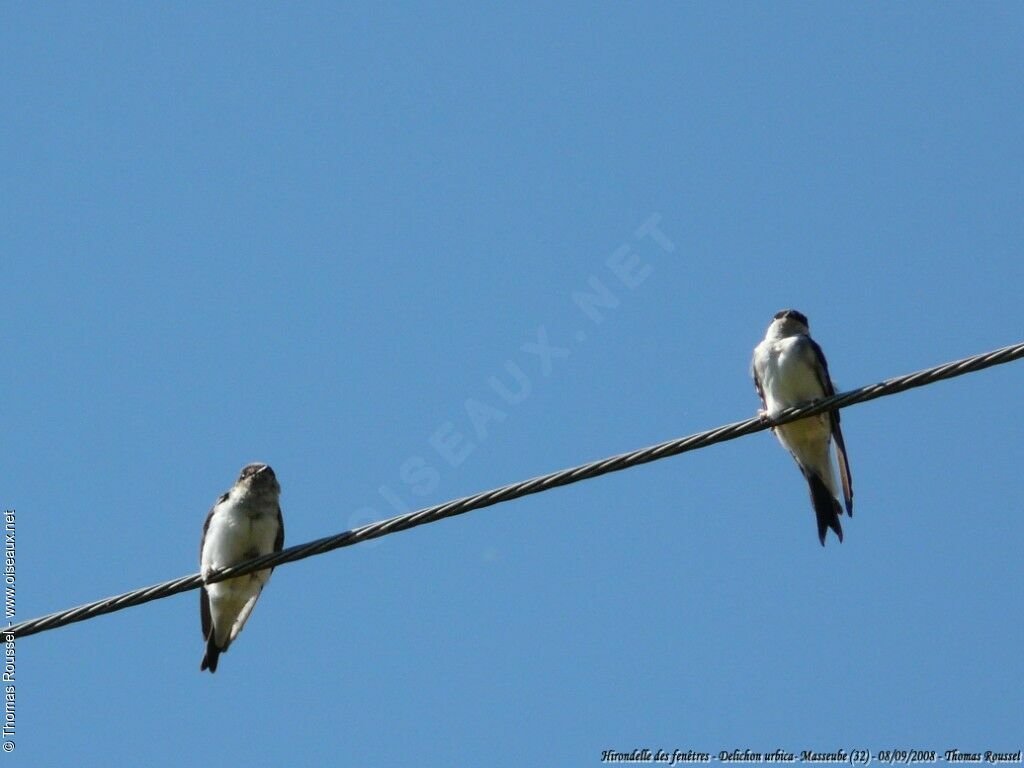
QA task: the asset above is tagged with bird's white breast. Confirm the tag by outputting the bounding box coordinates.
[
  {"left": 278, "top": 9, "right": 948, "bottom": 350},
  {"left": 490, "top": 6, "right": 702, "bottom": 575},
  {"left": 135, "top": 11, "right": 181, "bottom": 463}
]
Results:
[
  {"left": 201, "top": 494, "right": 279, "bottom": 574},
  {"left": 754, "top": 335, "right": 825, "bottom": 413}
]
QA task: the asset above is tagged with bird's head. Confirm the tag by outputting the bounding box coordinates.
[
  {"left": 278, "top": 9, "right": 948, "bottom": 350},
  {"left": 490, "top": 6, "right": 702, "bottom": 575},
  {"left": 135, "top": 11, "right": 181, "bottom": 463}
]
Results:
[
  {"left": 767, "top": 308, "right": 810, "bottom": 338},
  {"left": 235, "top": 463, "right": 281, "bottom": 497}
]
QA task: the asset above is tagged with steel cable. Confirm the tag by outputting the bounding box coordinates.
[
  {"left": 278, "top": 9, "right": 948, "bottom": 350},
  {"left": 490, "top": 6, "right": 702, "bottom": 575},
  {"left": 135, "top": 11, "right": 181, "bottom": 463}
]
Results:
[{"left": 9, "top": 339, "right": 1024, "bottom": 640}]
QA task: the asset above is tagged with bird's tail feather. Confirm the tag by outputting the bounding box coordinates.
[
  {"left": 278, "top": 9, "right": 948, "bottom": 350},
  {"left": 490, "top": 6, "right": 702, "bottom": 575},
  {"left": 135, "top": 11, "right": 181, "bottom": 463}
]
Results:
[
  {"left": 804, "top": 470, "right": 844, "bottom": 546},
  {"left": 200, "top": 634, "right": 220, "bottom": 673}
]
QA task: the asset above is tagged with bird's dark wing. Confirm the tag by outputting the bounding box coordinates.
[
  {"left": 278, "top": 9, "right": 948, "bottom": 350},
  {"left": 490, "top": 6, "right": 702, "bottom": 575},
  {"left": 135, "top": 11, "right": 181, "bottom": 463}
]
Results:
[
  {"left": 274, "top": 505, "right": 284, "bottom": 552},
  {"left": 805, "top": 336, "right": 854, "bottom": 516},
  {"left": 198, "top": 501, "right": 219, "bottom": 639},
  {"left": 752, "top": 358, "right": 767, "bottom": 411},
  {"left": 200, "top": 586, "right": 212, "bottom": 641},
  {"left": 199, "top": 498, "right": 223, "bottom": 559},
  {"left": 271, "top": 504, "right": 285, "bottom": 572}
]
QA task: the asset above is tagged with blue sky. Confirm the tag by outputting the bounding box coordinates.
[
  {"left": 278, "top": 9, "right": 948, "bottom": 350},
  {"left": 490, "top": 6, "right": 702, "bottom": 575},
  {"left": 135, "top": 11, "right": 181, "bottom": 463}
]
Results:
[{"left": 4, "top": 3, "right": 1023, "bottom": 766}]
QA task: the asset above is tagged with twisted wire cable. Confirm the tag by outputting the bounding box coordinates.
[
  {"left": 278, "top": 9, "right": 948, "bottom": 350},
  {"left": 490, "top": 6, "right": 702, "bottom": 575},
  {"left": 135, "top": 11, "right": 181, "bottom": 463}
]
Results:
[{"left": 10, "top": 339, "right": 1024, "bottom": 640}]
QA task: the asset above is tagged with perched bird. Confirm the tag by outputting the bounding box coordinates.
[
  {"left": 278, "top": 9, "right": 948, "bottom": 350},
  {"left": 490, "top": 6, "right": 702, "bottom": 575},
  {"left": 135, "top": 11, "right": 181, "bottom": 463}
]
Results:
[
  {"left": 751, "top": 310, "right": 853, "bottom": 545},
  {"left": 199, "top": 463, "right": 284, "bottom": 672}
]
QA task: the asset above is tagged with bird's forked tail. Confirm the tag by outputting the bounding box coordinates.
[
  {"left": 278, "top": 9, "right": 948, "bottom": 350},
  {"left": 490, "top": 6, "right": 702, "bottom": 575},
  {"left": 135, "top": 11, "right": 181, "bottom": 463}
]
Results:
[
  {"left": 200, "top": 634, "right": 221, "bottom": 673},
  {"left": 804, "top": 470, "right": 844, "bottom": 546}
]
